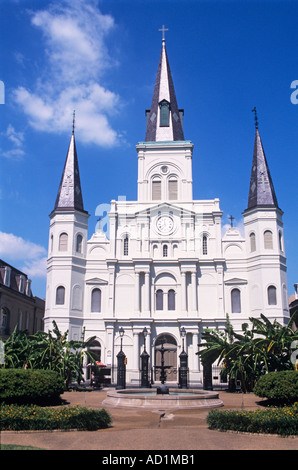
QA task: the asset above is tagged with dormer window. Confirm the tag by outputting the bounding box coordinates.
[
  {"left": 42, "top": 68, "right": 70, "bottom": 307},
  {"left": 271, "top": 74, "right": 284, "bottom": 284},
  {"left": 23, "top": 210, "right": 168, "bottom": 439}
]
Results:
[{"left": 159, "top": 100, "right": 170, "bottom": 127}]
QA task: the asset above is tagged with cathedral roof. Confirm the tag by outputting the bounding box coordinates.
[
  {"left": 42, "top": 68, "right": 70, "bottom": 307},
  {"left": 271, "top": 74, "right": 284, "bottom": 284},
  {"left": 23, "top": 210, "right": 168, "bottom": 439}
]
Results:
[
  {"left": 54, "top": 131, "right": 85, "bottom": 213},
  {"left": 145, "top": 37, "right": 184, "bottom": 142},
  {"left": 246, "top": 127, "right": 279, "bottom": 211}
]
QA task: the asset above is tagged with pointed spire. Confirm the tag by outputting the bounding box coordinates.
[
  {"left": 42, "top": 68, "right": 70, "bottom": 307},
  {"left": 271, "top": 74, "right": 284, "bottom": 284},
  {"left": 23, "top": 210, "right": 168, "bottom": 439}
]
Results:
[
  {"left": 145, "top": 30, "right": 184, "bottom": 142},
  {"left": 54, "top": 123, "right": 85, "bottom": 213},
  {"left": 246, "top": 113, "right": 279, "bottom": 211}
]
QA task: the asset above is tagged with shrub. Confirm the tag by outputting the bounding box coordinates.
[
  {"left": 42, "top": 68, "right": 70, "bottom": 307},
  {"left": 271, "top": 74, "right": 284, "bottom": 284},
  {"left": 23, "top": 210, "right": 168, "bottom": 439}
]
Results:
[
  {"left": 0, "top": 404, "right": 112, "bottom": 431},
  {"left": 0, "top": 369, "right": 65, "bottom": 405},
  {"left": 253, "top": 371, "right": 298, "bottom": 404},
  {"left": 207, "top": 404, "right": 298, "bottom": 436}
]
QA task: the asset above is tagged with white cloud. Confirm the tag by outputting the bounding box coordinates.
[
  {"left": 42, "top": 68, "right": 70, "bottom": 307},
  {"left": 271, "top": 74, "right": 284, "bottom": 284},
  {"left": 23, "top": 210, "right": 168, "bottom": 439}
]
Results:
[
  {"left": 14, "top": 0, "right": 121, "bottom": 147},
  {"left": 22, "top": 257, "right": 47, "bottom": 279},
  {"left": 0, "top": 232, "right": 47, "bottom": 278},
  {"left": 2, "top": 125, "right": 25, "bottom": 160}
]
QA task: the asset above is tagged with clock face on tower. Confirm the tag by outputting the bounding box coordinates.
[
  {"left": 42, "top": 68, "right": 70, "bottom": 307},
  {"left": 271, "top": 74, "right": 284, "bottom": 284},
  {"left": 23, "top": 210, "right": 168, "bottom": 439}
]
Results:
[{"left": 156, "top": 215, "right": 174, "bottom": 235}]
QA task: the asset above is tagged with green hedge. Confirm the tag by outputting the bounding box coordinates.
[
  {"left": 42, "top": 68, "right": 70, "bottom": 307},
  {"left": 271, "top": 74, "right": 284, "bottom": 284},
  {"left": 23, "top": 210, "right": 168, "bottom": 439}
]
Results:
[
  {"left": 0, "top": 369, "right": 65, "bottom": 405},
  {"left": 207, "top": 404, "right": 298, "bottom": 436},
  {"left": 0, "top": 404, "right": 111, "bottom": 431},
  {"left": 253, "top": 371, "right": 298, "bottom": 404}
]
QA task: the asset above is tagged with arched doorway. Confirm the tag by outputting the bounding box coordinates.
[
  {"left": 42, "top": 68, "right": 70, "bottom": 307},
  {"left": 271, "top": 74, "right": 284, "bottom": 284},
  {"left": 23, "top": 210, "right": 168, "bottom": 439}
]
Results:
[
  {"left": 154, "top": 334, "right": 177, "bottom": 382},
  {"left": 86, "top": 340, "right": 101, "bottom": 380}
]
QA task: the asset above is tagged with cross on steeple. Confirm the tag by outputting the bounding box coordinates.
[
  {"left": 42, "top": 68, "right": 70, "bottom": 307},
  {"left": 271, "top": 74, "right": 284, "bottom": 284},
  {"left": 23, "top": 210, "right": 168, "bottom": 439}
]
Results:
[
  {"left": 72, "top": 110, "right": 76, "bottom": 135},
  {"left": 159, "top": 24, "right": 169, "bottom": 43},
  {"left": 252, "top": 106, "right": 258, "bottom": 129},
  {"left": 228, "top": 215, "right": 235, "bottom": 227}
]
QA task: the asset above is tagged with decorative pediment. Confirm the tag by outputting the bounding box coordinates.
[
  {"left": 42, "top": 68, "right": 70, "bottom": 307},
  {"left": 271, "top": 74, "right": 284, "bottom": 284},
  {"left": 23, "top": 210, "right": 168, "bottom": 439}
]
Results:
[
  {"left": 85, "top": 277, "right": 108, "bottom": 285},
  {"left": 224, "top": 277, "right": 248, "bottom": 285}
]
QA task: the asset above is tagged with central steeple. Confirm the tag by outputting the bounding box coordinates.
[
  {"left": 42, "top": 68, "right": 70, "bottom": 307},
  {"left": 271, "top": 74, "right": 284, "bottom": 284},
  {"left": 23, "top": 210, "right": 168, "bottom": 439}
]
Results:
[{"left": 145, "top": 30, "right": 184, "bottom": 142}]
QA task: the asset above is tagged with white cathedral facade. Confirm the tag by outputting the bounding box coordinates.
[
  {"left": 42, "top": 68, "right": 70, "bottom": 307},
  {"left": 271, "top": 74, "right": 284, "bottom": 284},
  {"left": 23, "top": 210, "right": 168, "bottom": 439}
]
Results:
[{"left": 44, "top": 37, "right": 289, "bottom": 386}]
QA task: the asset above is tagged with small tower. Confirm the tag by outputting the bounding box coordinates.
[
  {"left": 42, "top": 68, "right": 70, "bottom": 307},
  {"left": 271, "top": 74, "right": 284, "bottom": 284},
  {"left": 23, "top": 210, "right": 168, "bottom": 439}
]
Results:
[
  {"left": 243, "top": 110, "right": 289, "bottom": 324},
  {"left": 44, "top": 117, "right": 89, "bottom": 339},
  {"left": 137, "top": 27, "right": 194, "bottom": 202}
]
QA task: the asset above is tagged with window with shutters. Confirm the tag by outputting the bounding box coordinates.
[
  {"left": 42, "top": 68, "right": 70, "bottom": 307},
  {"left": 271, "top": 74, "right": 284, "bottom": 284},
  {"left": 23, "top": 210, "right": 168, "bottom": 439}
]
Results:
[
  {"left": 56, "top": 286, "right": 65, "bottom": 305},
  {"left": 231, "top": 288, "right": 241, "bottom": 313},
  {"left": 91, "top": 288, "right": 101, "bottom": 312},
  {"left": 156, "top": 289, "right": 163, "bottom": 310},
  {"left": 59, "top": 233, "right": 68, "bottom": 251},
  {"left": 168, "top": 179, "right": 178, "bottom": 200},
  {"left": 268, "top": 285, "right": 277, "bottom": 305},
  {"left": 152, "top": 179, "right": 161, "bottom": 200},
  {"left": 250, "top": 232, "right": 256, "bottom": 252},
  {"left": 168, "top": 289, "right": 175, "bottom": 310},
  {"left": 264, "top": 230, "right": 273, "bottom": 249}
]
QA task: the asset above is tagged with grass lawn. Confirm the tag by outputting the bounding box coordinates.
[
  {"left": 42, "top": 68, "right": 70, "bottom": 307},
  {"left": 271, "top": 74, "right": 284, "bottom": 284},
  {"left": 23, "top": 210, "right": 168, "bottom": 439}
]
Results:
[{"left": 0, "top": 444, "right": 44, "bottom": 450}]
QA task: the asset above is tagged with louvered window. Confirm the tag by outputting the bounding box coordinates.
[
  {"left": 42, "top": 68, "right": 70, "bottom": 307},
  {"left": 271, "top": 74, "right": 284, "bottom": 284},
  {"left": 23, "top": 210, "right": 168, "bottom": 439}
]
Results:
[
  {"left": 56, "top": 286, "right": 65, "bottom": 305},
  {"left": 231, "top": 288, "right": 241, "bottom": 313},
  {"left": 168, "top": 179, "right": 178, "bottom": 200},
  {"left": 160, "top": 100, "right": 170, "bottom": 127},
  {"left": 59, "top": 233, "right": 68, "bottom": 251},
  {"left": 152, "top": 180, "right": 161, "bottom": 200},
  {"left": 268, "top": 285, "right": 277, "bottom": 305},
  {"left": 91, "top": 288, "right": 101, "bottom": 312},
  {"left": 250, "top": 232, "right": 256, "bottom": 252},
  {"left": 76, "top": 234, "right": 83, "bottom": 253},
  {"left": 156, "top": 289, "right": 163, "bottom": 310},
  {"left": 168, "top": 290, "right": 175, "bottom": 310},
  {"left": 264, "top": 230, "right": 273, "bottom": 249}
]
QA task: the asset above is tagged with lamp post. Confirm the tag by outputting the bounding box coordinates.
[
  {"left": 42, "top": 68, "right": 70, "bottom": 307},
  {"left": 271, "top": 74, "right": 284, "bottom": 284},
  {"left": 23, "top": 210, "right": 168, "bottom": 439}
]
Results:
[
  {"left": 116, "top": 327, "right": 126, "bottom": 390},
  {"left": 179, "top": 327, "right": 188, "bottom": 389},
  {"left": 140, "top": 327, "right": 150, "bottom": 388}
]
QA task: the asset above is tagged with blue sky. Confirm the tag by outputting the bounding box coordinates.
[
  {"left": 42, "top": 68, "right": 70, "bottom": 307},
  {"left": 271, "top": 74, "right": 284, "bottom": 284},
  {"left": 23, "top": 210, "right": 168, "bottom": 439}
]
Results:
[{"left": 0, "top": 0, "right": 297, "bottom": 300}]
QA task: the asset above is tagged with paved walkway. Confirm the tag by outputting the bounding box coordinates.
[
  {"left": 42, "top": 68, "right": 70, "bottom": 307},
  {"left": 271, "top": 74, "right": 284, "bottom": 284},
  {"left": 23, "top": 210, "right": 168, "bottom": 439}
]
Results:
[{"left": 1, "top": 390, "right": 298, "bottom": 450}]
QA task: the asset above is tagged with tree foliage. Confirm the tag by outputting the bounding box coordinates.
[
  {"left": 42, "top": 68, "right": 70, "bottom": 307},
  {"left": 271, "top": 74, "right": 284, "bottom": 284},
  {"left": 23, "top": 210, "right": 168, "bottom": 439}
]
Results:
[
  {"left": 1, "top": 322, "right": 98, "bottom": 388},
  {"left": 197, "top": 312, "right": 298, "bottom": 392}
]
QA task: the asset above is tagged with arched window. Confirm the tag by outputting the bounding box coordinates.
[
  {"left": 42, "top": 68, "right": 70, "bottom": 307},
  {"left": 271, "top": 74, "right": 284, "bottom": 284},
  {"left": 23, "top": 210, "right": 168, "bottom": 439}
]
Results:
[
  {"left": 231, "top": 288, "right": 241, "bottom": 313},
  {"left": 168, "top": 179, "right": 178, "bottom": 200},
  {"left": 264, "top": 230, "right": 273, "bottom": 249},
  {"left": 91, "top": 288, "right": 101, "bottom": 313},
  {"left": 279, "top": 231, "right": 283, "bottom": 251},
  {"left": 159, "top": 100, "right": 170, "bottom": 127},
  {"left": 156, "top": 289, "right": 163, "bottom": 310},
  {"left": 250, "top": 232, "right": 256, "bottom": 252},
  {"left": 268, "top": 285, "right": 277, "bottom": 305},
  {"left": 76, "top": 234, "right": 83, "bottom": 253},
  {"left": 50, "top": 234, "right": 54, "bottom": 252},
  {"left": 152, "top": 179, "right": 161, "bottom": 200},
  {"left": 168, "top": 289, "right": 175, "bottom": 310},
  {"left": 202, "top": 235, "right": 208, "bottom": 255},
  {"left": 59, "top": 233, "right": 68, "bottom": 251},
  {"left": 56, "top": 286, "right": 65, "bottom": 305},
  {"left": 163, "top": 245, "right": 168, "bottom": 257},
  {"left": 123, "top": 237, "right": 129, "bottom": 256}
]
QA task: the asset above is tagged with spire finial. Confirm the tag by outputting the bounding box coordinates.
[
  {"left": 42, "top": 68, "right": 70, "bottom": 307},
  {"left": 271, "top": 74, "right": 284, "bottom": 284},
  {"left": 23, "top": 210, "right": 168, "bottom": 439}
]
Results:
[
  {"left": 252, "top": 106, "right": 259, "bottom": 130},
  {"left": 158, "top": 24, "right": 169, "bottom": 44},
  {"left": 72, "top": 110, "right": 76, "bottom": 135}
]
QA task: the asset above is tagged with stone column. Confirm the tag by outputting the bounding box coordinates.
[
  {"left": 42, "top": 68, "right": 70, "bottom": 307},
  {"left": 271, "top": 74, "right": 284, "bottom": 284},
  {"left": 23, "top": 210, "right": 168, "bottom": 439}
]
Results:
[
  {"left": 181, "top": 271, "right": 187, "bottom": 312},
  {"left": 144, "top": 271, "right": 150, "bottom": 314},
  {"left": 191, "top": 271, "right": 197, "bottom": 312},
  {"left": 135, "top": 272, "right": 140, "bottom": 314}
]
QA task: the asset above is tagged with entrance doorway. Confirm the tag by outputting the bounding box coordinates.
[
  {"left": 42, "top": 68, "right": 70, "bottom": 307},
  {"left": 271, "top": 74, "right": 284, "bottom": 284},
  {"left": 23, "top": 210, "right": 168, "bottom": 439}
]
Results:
[{"left": 154, "top": 334, "right": 177, "bottom": 382}]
